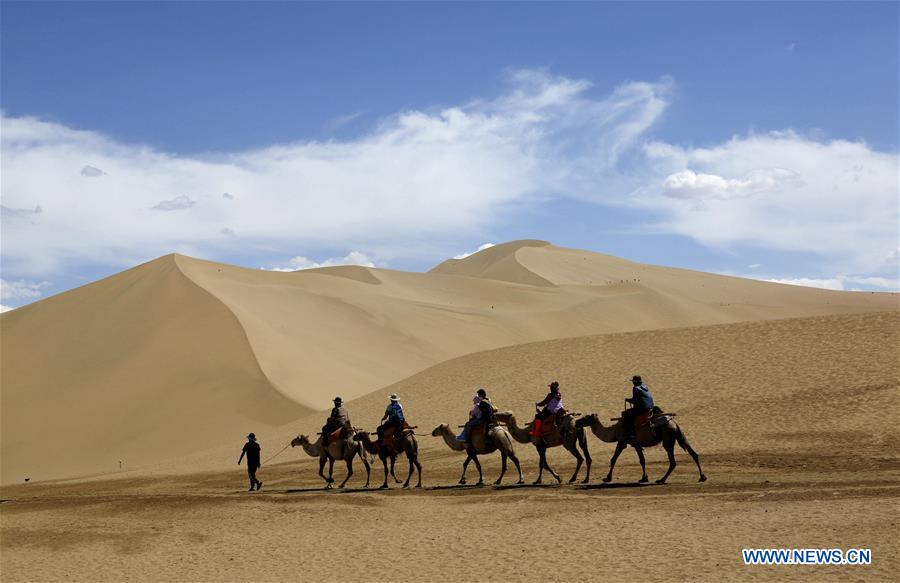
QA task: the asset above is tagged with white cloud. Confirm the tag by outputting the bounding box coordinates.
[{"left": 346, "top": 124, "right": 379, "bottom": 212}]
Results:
[
  {"left": 454, "top": 243, "right": 495, "bottom": 260},
  {"left": 80, "top": 165, "right": 105, "bottom": 177},
  {"left": 0, "top": 304, "right": 14, "bottom": 313},
  {"left": 151, "top": 195, "right": 196, "bottom": 211},
  {"left": 0, "top": 70, "right": 669, "bottom": 277},
  {"left": 264, "top": 251, "right": 376, "bottom": 272},
  {"left": 222, "top": 192, "right": 234, "bottom": 200},
  {"left": 0, "top": 279, "right": 48, "bottom": 301},
  {"left": 759, "top": 275, "right": 897, "bottom": 292},
  {"left": 640, "top": 132, "right": 899, "bottom": 276},
  {"left": 748, "top": 263, "right": 762, "bottom": 269}
]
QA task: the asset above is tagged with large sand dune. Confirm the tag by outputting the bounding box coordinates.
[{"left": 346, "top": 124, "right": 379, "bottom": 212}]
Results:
[{"left": 1, "top": 241, "right": 895, "bottom": 482}]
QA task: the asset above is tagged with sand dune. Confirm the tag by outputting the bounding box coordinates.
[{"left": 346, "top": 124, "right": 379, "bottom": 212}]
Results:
[{"left": 1, "top": 241, "right": 895, "bottom": 483}]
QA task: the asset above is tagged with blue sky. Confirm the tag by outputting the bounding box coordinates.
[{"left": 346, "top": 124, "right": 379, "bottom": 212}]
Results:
[{"left": 1, "top": 1, "right": 898, "bottom": 309}]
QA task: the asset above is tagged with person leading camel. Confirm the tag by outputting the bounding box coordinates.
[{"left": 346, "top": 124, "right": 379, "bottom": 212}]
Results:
[
  {"left": 623, "top": 375, "right": 654, "bottom": 441},
  {"left": 377, "top": 394, "right": 405, "bottom": 444},
  {"left": 322, "top": 396, "right": 351, "bottom": 446},
  {"left": 530, "top": 381, "right": 564, "bottom": 437},
  {"left": 237, "top": 432, "right": 262, "bottom": 491}
]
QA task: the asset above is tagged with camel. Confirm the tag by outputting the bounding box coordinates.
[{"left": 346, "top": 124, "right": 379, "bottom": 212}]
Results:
[
  {"left": 579, "top": 411, "right": 707, "bottom": 484},
  {"left": 495, "top": 412, "right": 592, "bottom": 484},
  {"left": 431, "top": 423, "right": 524, "bottom": 486},
  {"left": 290, "top": 433, "right": 371, "bottom": 489},
  {"left": 353, "top": 429, "right": 422, "bottom": 489}
]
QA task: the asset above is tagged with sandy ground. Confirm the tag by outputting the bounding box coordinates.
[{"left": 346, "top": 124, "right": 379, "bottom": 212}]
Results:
[{"left": 2, "top": 311, "right": 898, "bottom": 582}]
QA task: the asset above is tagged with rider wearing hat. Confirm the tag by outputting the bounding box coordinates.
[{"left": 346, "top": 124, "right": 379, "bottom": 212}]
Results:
[
  {"left": 458, "top": 388, "right": 498, "bottom": 447},
  {"left": 623, "top": 375, "right": 654, "bottom": 441},
  {"left": 322, "top": 396, "right": 351, "bottom": 446},
  {"left": 377, "top": 394, "right": 406, "bottom": 444}
]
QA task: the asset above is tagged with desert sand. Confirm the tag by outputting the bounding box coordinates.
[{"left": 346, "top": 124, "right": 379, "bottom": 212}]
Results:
[{"left": 1, "top": 243, "right": 898, "bottom": 582}]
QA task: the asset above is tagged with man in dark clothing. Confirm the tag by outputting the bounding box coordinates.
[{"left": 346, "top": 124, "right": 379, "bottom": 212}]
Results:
[
  {"left": 623, "top": 375, "right": 654, "bottom": 441},
  {"left": 238, "top": 433, "right": 262, "bottom": 491},
  {"left": 322, "top": 396, "right": 351, "bottom": 445}
]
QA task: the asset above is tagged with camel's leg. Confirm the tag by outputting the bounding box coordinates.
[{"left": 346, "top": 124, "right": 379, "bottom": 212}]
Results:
[
  {"left": 472, "top": 455, "right": 484, "bottom": 486},
  {"left": 390, "top": 455, "right": 402, "bottom": 483},
  {"left": 318, "top": 457, "right": 332, "bottom": 489},
  {"left": 403, "top": 454, "right": 414, "bottom": 488},
  {"left": 656, "top": 440, "right": 677, "bottom": 484},
  {"left": 413, "top": 457, "right": 422, "bottom": 488},
  {"left": 535, "top": 445, "right": 560, "bottom": 485},
  {"left": 379, "top": 454, "right": 390, "bottom": 489},
  {"left": 676, "top": 428, "right": 707, "bottom": 482},
  {"left": 459, "top": 455, "right": 472, "bottom": 485},
  {"left": 509, "top": 450, "right": 525, "bottom": 484},
  {"left": 635, "top": 447, "right": 648, "bottom": 483},
  {"left": 566, "top": 441, "right": 584, "bottom": 484},
  {"left": 339, "top": 457, "right": 353, "bottom": 489},
  {"left": 579, "top": 431, "right": 593, "bottom": 484},
  {"left": 494, "top": 451, "right": 508, "bottom": 485},
  {"left": 327, "top": 457, "right": 336, "bottom": 486},
  {"left": 603, "top": 441, "right": 627, "bottom": 483},
  {"left": 361, "top": 453, "right": 371, "bottom": 488},
  {"left": 533, "top": 445, "right": 545, "bottom": 484}
]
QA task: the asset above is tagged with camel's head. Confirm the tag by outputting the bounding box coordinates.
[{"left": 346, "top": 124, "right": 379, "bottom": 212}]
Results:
[
  {"left": 431, "top": 424, "right": 448, "bottom": 437},
  {"left": 290, "top": 435, "right": 307, "bottom": 447},
  {"left": 351, "top": 431, "right": 368, "bottom": 442},
  {"left": 578, "top": 413, "right": 599, "bottom": 427}
]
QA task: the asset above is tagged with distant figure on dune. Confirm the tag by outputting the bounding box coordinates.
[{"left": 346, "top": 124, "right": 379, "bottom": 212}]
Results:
[
  {"left": 322, "top": 396, "right": 351, "bottom": 446},
  {"left": 623, "top": 375, "right": 654, "bottom": 441},
  {"left": 529, "top": 381, "right": 565, "bottom": 437},
  {"left": 238, "top": 433, "right": 262, "bottom": 491}
]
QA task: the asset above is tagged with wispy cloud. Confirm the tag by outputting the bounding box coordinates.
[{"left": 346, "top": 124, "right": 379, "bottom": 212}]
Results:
[
  {"left": 0, "top": 279, "right": 49, "bottom": 301},
  {"left": 151, "top": 195, "right": 196, "bottom": 211}
]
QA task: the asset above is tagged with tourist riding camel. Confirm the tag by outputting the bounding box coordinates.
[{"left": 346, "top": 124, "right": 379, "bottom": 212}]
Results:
[
  {"left": 529, "top": 381, "right": 565, "bottom": 437},
  {"left": 291, "top": 431, "right": 371, "bottom": 489},
  {"left": 354, "top": 427, "right": 422, "bottom": 489},
  {"left": 623, "top": 375, "right": 653, "bottom": 442},
  {"left": 376, "top": 393, "right": 406, "bottom": 445},
  {"left": 322, "top": 396, "right": 351, "bottom": 446},
  {"left": 457, "top": 388, "right": 497, "bottom": 448}
]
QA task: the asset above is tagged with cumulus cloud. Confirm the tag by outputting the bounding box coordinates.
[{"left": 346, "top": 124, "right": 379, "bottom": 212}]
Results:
[
  {"left": 0, "top": 70, "right": 669, "bottom": 277},
  {"left": 0, "top": 279, "right": 49, "bottom": 301},
  {"left": 454, "top": 243, "right": 495, "bottom": 260},
  {"left": 80, "top": 165, "right": 106, "bottom": 177},
  {"left": 1, "top": 68, "right": 897, "bottom": 291},
  {"left": 0, "top": 304, "right": 13, "bottom": 313},
  {"left": 151, "top": 195, "right": 196, "bottom": 211},
  {"left": 641, "top": 132, "right": 899, "bottom": 276},
  {"left": 264, "top": 251, "right": 376, "bottom": 272}
]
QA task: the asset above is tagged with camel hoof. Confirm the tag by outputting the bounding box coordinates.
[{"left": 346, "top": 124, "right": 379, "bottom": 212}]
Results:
[
  {"left": 554, "top": 475, "right": 561, "bottom": 484},
  {"left": 639, "top": 477, "right": 649, "bottom": 484},
  {"left": 699, "top": 475, "right": 708, "bottom": 482},
  {"left": 458, "top": 480, "right": 466, "bottom": 485},
  {"left": 602, "top": 476, "right": 612, "bottom": 483},
  {"left": 415, "top": 484, "right": 422, "bottom": 489},
  {"left": 475, "top": 481, "right": 485, "bottom": 487},
  {"left": 568, "top": 477, "right": 577, "bottom": 484},
  {"left": 379, "top": 484, "right": 389, "bottom": 490},
  {"left": 655, "top": 479, "right": 667, "bottom": 485},
  {"left": 581, "top": 478, "right": 589, "bottom": 484}
]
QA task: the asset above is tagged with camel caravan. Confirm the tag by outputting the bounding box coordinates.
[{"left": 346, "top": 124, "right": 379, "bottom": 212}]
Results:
[{"left": 267, "top": 375, "right": 707, "bottom": 492}]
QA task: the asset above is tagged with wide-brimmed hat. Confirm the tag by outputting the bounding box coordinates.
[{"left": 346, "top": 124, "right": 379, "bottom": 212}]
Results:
[
  {"left": 247, "top": 433, "right": 256, "bottom": 440},
  {"left": 389, "top": 393, "right": 399, "bottom": 402},
  {"left": 631, "top": 375, "right": 642, "bottom": 384},
  {"left": 333, "top": 396, "right": 343, "bottom": 403}
]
